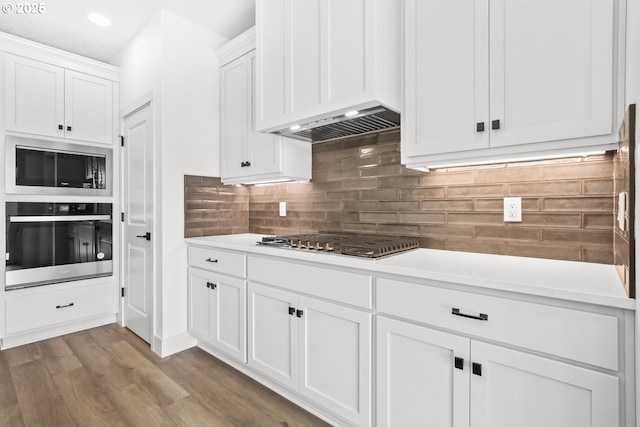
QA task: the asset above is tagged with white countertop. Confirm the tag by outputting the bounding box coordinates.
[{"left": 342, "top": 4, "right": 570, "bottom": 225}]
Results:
[{"left": 185, "top": 233, "right": 634, "bottom": 310}]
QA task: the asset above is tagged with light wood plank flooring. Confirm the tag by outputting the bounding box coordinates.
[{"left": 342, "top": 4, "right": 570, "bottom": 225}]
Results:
[{"left": 0, "top": 324, "right": 331, "bottom": 427}]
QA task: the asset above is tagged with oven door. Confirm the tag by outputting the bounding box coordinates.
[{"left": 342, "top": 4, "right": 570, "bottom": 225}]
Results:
[{"left": 6, "top": 214, "right": 113, "bottom": 290}]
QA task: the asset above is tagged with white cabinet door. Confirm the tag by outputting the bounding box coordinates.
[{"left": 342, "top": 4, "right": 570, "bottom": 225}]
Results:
[
  {"left": 298, "top": 296, "right": 371, "bottom": 427},
  {"left": 470, "top": 341, "right": 620, "bottom": 427},
  {"left": 489, "top": 0, "right": 614, "bottom": 148},
  {"left": 5, "top": 54, "right": 65, "bottom": 138},
  {"left": 188, "top": 268, "right": 214, "bottom": 342},
  {"left": 403, "top": 0, "right": 488, "bottom": 157},
  {"left": 221, "top": 55, "right": 250, "bottom": 179},
  {"left": 64, "top": 70, "right": 113, "bottom": 144},
  {"left": 247, "top": 282, "right": 299, "bottom": 390},
  {"left": 212, "top": 274, "right": 247, "bottom": 363},
  {"left": 377, "top": 316, "right": 470, "bottom": 427}
]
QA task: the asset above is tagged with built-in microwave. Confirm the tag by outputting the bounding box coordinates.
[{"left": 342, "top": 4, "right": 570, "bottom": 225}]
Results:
[{"left": 5, "top": 135, "right": 112, "bottom": 196}]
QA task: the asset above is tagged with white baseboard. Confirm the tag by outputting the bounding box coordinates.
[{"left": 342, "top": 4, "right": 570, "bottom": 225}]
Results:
[
  {"left": 1, "top": 314, "right": 116, "bottom": 349},
  {"left": 152, "top": 331, "right": 197, "bottom": 357}
]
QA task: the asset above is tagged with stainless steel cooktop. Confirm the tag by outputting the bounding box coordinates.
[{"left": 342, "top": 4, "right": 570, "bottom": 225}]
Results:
[{"left": 257, "top": 234, "right": 419, "bottom": 259}]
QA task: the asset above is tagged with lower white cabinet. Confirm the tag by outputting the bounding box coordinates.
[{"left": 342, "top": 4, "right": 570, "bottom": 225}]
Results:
[
  {"left": 188, "top": 267, "right": 246, "bottom": 362},
  {"left": 377, "top": 316, "right": 620, "bottom": 427},
  {"left": 248, "top": 282, "right": 371, "bottom": 427}
]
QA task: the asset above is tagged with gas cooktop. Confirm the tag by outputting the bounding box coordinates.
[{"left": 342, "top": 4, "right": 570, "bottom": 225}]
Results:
[{"left": 257, "top": 234, "right": 419, "bottom": 259}]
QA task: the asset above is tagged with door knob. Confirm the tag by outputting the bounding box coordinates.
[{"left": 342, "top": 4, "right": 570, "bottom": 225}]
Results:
[{"left": 136, "top": 232, "right": 151, "bottom": 241}]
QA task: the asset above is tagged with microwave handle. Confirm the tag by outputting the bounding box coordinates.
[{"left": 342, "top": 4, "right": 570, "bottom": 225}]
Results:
[{"left": 9, "top": 215, "right": 111, "bottom": 223}]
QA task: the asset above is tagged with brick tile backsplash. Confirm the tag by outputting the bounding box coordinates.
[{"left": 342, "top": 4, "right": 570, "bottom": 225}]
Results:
[{"left": 186, "top": 128, "right": 629, "bottom": 265}]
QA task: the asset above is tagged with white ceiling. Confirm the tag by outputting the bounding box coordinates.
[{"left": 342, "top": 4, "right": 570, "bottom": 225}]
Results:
[{"left": 0, "top": 0, "right": 255, "bottom": 63}]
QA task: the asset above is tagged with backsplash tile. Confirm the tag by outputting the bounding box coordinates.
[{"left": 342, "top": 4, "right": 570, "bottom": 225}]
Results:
[
  {"left": 248, "top": 129, "right": 615, "bottom": 263},
  {"left": 185, "top": 128, "right": 622, "bottom": 265}
]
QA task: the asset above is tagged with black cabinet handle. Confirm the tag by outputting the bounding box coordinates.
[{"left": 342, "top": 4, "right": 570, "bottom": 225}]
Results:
[
  {"left": 296, "top": 309, "right": 303, "bottom": 318},
  {"left": 472, "top": 362, "right": 482, "bottom": 376},
  {"left": 491, "top": 119, "right": 500, "bottom": 130},
  {"left": 454, "top": 357, "right": 464, "bottom": 370},
  {"left": 67, "top": 125, "right": 72, "bottom": 131},
  {"left": 58, "top": 124, "right": 64, "bottom": 130},
  {"left": 205, "top": 258, "right": 218, "bottom": 263},
  {"left": 206, "top": 281, "right": 217, "bottom": 290},
  {"left": 476, "top": 122, "right": 485, "bottom": 132},
  {"left": 288, "top": 307, "right": 295, "bottom": 316},
  {"left": 241, "top": 161, "right": 251, "bottom": 167},
  {"left": 136, "top": 232, "right": 151, "bottom": 241},
  {"left": 56, "top": 302, "right": 74, "bottom": 309},
  {"left": 452, "top": 308, "right": 488, "bottom": 321}
]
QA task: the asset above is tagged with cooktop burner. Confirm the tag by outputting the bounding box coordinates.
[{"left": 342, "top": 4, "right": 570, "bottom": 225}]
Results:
[{"left": 257, "top": 234, "right": 419, "bottom": 259}]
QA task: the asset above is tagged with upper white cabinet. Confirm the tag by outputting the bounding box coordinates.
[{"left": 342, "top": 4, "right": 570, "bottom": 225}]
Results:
[
  {"left": 255, "top": 0, "right": 400, "bottom": 132},
  {"left": 218, "top": 28, "right": 311, "bottom": 185},
  {"left": 402, "top": 0, "right": 624, "bottom": 169},
  {"left": 5, "top": 54, "right": 114, "bottom": 145}
]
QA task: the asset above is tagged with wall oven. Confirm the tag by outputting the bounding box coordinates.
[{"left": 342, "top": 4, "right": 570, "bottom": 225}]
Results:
[
  {"left": 5, "top": 202, "right": 113, "bottom": 290},
  {"left": 5, "top": 135, "right": 112, "bottom": 196}
]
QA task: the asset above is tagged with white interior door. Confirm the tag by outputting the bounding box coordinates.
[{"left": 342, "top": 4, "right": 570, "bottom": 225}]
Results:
[{"left": 122, "top": 103, "right": 154, "bottom": 343}]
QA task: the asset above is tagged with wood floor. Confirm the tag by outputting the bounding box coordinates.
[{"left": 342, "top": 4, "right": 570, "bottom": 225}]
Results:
[{"left": 0, "top": 324, "right": 331, "bottom": 427}]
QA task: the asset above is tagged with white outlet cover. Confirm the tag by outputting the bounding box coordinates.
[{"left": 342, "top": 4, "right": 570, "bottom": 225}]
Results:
[
  {"left": 504, "top": 197, "right": 522, "bottom": 222},
  {"left": 279, "top": 201, "right": 287, "bottom": 217}
]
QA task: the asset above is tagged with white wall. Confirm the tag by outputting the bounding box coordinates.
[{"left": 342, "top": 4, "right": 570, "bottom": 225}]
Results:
[{"left": 112, "top": 9, "right": 227, "bottom": 356}]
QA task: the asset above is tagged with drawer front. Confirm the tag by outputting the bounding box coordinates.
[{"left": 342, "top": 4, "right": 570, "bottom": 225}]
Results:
[
  {"left": 377, "top": 278, "right": 619, "bottom": 371},
  {"left": 249, "top": 256, "right": 372, "bottom": 309},
  {"left": 188, "top": 246, "right": 246, "bottom": 278},
  {"left": 5, "top": 281, "right": 115, "bottom": 335}
]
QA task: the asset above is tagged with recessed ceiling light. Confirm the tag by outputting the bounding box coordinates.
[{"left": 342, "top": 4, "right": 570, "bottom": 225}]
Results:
[{"left": 87, "top": 12, "right": 111, "bottom": 27}]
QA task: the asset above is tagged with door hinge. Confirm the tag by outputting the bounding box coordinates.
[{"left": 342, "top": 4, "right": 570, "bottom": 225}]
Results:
[
  {"left": 121, "top": 287, "right": 125, "bottom": 297},
  {"left": 119, "top": 135, "right": 124, "bottom": 147},
  {"left": 121, "top": 212, "right": 125, "bottom": 222}
]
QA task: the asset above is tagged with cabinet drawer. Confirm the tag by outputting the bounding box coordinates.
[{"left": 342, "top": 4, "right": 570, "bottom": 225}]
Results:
[
  {"left": 249, "top": 256, "right": 372, "bottom": 309},
  {"left": 188, "top": 246, "right": 246, "bottom": 278},
  {"left": 377, "top": 278, "right": 619, "bottom": 371},
  {"left": 5, "top": 282, "right": 115, "bottom": 335}
]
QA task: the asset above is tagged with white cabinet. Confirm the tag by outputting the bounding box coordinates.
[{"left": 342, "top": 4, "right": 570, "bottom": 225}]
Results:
[
  {"left": 255, "top": 0, "right": 400, "bottom": 132},
  {"left": 376, "top": 278, "right": 623, "bottom": 427},
  {"left": 402, "top": 0, "right": 623, "bottom": 169},
  {"left": 188, "top": 267, "right": 247, "bottom": 362},
  {"left": 470, "top": 341, "right": 619, "bottom": 427},
  {"left": 376, "top": 316, "right": 470, "bottom": 427},
  {"left": 218, "top": 29, "right": 311, "bottom": 185},
  {"left": 377, "top": 316, "right": 619, "bottom": 427},
  {"left": 187, "top": 247, "right": 247, "bottom": 362},
  {"left": 248, "top": 281, "right": 371, "bottom": 427},
  {"left": 5, "top": 54, "right": 114, "bottom": 144}
]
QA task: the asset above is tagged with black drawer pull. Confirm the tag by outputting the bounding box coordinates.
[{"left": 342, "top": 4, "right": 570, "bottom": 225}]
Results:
[
  {"left": 206, "top": 282, "right": 217, "bottom": 290},
  {"left": 288, "top": 307, "right": 295, "bottom": 315},
  {"left": 58, "top": 124, "right": 64, "bottom": 130},
  {"left": 452, "top": 308, "right": 488, "bottom": 321},
  {"left": 205, "top": 258, "right": 218, "bottom": 263},
  {"left": 454, "top": 356, "right": 464, "bottom": 370},
  {"left": 296, "top": 309, "right": 303, "bottom": 318},
  {"left": 67, "top": 125, "right": 72, "bottom": 131},
  {"left": 472, "top": 362, "right": 482, "bottom": 376},
  {"left": 56, "top": 302, "right": 74, "bottom": 309}
]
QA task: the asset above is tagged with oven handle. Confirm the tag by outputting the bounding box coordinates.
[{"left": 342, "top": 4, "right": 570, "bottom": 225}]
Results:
[{"left": 9, "top": 215, "right": 111, "bottom": 223}]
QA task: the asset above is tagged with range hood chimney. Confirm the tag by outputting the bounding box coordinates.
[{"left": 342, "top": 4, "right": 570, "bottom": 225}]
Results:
[{"left": 272, "top": 106, "right": 400, "bottom": 143}]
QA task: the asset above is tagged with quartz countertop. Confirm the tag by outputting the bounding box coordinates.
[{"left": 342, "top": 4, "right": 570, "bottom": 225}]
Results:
[{"left": 185, "top": 233, "right": 634, "bottom": 310}]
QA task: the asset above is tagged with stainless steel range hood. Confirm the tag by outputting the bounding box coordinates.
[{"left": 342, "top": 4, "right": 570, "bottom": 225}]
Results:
[{"left": 273, "top": 106, "right": 400, "bottom": 143}]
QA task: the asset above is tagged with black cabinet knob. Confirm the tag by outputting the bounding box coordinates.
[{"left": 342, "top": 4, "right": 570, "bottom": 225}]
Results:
[
  {"left": 58, "top": 124, "right": 63, "bottom": 130},
  {"left": 454, "top": 357, "right": 464, "bottom": 370},
  {"left": 476, "top": 122, "right": 485, "bottom": 132},
  {"left": 491, "top": 119, "right": 500, "bottom": 130},
  {"left": 66, "top": 125, "right": 72, "bottom": 131},
  {"left": 296, "top": 309, "right": 303, "bottom": 318},
  {"left": 241, "top": 161, "right": 252, "bottom": 167},
  {"left": 288, "top": 307, "right": 295, "bottom": 315},
  {"left": 472, "top": 362, "right": 482, "bottom": 376}
]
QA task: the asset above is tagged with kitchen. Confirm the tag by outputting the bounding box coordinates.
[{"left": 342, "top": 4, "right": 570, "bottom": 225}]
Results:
[{"left": 0, "top": 0, "right": 638, "bottom": 426}]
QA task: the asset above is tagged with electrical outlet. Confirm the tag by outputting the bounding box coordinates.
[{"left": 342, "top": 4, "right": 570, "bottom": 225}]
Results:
[
  {"left": 279, "top": 201, "right": 287, "bottom": 217},
  {"left": 504, "top": 197, "right": 522, "bottom": 222}
]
